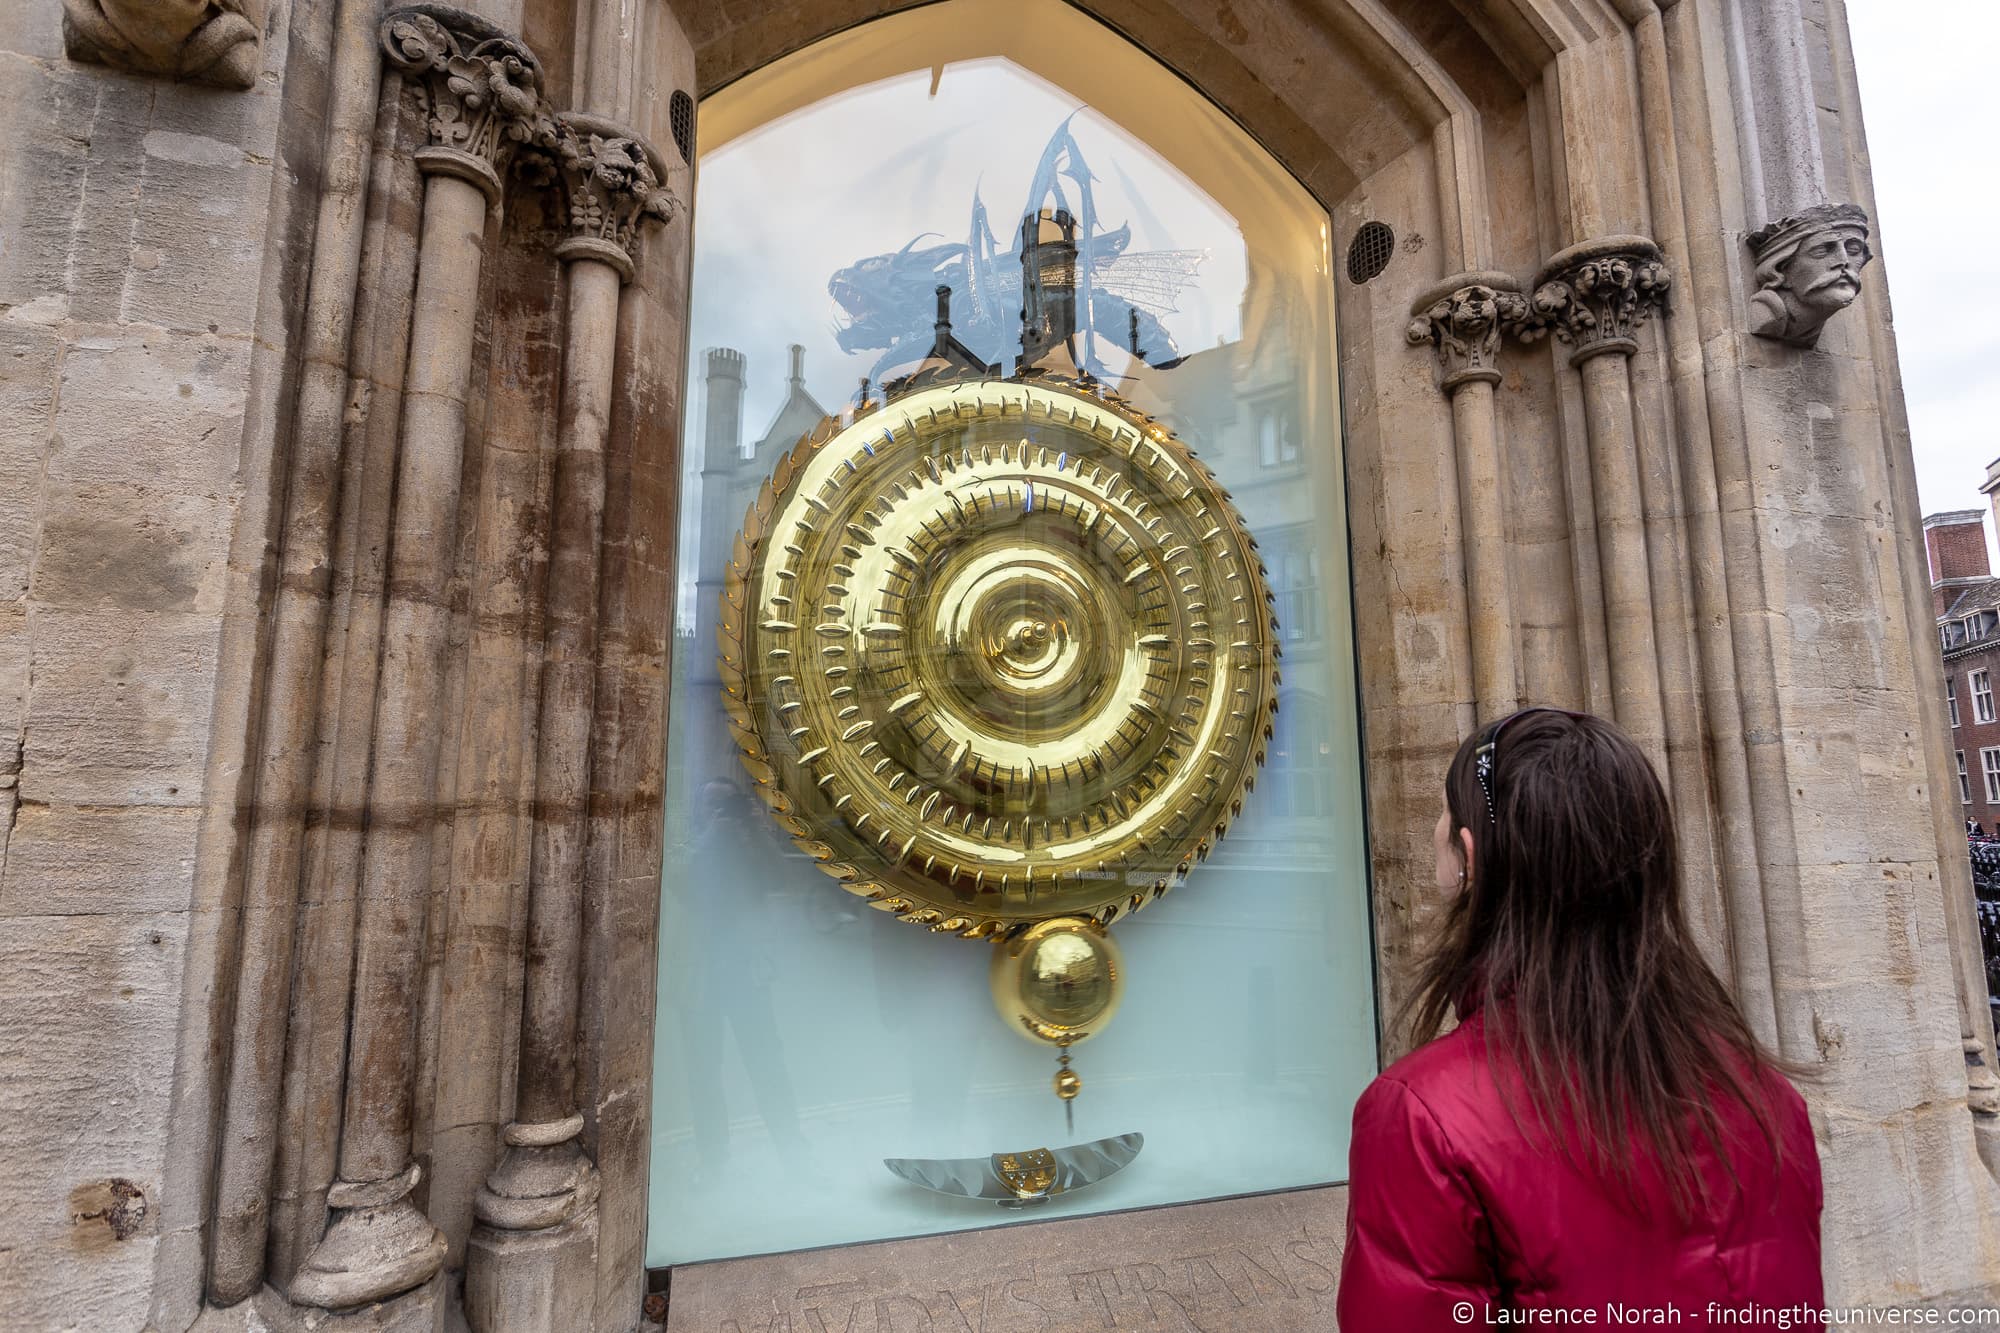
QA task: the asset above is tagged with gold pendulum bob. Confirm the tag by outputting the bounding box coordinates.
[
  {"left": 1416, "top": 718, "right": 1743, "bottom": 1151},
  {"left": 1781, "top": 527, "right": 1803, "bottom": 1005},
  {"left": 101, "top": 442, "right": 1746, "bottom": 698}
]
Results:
[{"left": 990, "top": 917, "right": 1125, "bottom": 1132}]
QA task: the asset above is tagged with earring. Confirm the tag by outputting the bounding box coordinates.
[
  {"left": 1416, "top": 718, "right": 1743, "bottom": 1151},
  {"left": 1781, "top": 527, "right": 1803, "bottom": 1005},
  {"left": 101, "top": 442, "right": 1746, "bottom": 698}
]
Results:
[{"left": 1456, "top": 866, "right": 1467, "bottom": 892}]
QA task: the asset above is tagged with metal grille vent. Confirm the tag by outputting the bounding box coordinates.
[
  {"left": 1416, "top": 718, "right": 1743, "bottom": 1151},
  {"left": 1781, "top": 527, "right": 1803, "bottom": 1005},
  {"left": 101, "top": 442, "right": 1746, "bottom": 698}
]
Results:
[
  {"left": 669, "top": 90, "right": 695, "bottom": 165},
  {"left": 1346, "top": 221, "right": 1396, "bottom": 284}
]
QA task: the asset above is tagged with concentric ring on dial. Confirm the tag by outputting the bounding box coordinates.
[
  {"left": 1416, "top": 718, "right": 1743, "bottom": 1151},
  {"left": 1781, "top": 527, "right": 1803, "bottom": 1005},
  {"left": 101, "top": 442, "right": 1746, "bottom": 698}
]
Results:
[{"left": 718, "top": 377, "right": 1280, "bottom": 938}]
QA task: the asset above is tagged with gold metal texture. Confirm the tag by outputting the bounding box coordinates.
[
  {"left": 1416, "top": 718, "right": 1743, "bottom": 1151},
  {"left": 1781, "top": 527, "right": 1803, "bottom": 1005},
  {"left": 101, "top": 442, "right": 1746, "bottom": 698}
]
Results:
[
  {"left": 989, "top": 916, "right": 1124, "bottom": 1046},
  {"left": 994, "top": 1149, "right": 1059, "bottom": 1200},
  {"left": 719, "top": 370, "right": 1279, "bottom": 938}
]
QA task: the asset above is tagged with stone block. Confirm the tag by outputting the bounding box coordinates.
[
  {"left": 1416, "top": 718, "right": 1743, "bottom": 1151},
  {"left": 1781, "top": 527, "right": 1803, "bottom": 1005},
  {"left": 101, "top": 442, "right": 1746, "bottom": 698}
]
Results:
[
  {"left": 665, "top": 1186, "right": 1347, "bottom": 1333},
  {"left": 1816, "top": 1109, "right": 1924, "bottom": 1306},
  {"left": 19, "top": 605, "right": 219, "bottom": 805},
  {"left": 0, "top": 56, "right": 154, "bottom": 322},
  {"left": 1799, "top": 976, "right": 1966, "bottom": 1123},
  {"left": 48, "top": 327, "right": 250, "bottom": 496},
  {"left": 0, "top": 603, "right": 27, "bottom": 751},
  {"left": 1899, "top": 1102, "right": 2000, "bottom": 1300},
  {"left": 253, "top": 1269, "right": 450, "bottom": 1333},
  {"left": 30, "top": 480, "right": 233, "bottom": 615},
  {"left": 594, "top": 874, "right": 661, "bottom": 1098},
  {"left": 0, "top": 318, "right": 61, "bottom": 601},
  {"left": 466, "top": 1209, "right": 600, "bottom": 1333},
  {"left": 0, "top": 911, "right": 184, "bottom": 1324},
  {"left": 0, "top": 801, "right": 201, "bottom": 915},
  {"left": 121, "top": 133, "right": 275, "bottom": 337},
  {"left": 149, "top": 64, "right": 292, "bottom": 160},
  {"left": 1779, "top": 692, "right": 1938, "bottom": 867},
  {"left": 427, "top": 1119, "right": 501, "bottom": 1265},
  {"left": 0, "top": 1227, "right": 158, "bottom": 1331},
  {"left": 0, "top": 0, "right": 64, "bottom": 62},
  {"left": 592, "top": 1091, "right": 650, "bottom": 1326},
  {"left": 1790, "top": 859, "right": 1931, "bottom": 982}
]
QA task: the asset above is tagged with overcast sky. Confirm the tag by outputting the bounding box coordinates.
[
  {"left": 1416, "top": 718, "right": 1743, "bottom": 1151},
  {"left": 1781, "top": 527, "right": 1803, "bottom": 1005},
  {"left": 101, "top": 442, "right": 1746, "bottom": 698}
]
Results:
[{"left": 1847, "top": 0, "right": 1996, "bottom": 534}]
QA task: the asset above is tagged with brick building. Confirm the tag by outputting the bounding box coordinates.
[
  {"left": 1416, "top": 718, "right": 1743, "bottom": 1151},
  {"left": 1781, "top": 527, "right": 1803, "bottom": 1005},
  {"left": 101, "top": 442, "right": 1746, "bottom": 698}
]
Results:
[{"left": 1931, "top": 460, "right": 2000, "bottom": 835}]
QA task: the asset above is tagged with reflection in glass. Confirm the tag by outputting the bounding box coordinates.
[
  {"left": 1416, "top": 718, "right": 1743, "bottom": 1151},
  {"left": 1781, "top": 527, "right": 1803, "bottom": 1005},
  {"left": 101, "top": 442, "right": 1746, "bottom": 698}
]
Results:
[
  {"left": 827, "top": 118, "right": 1205, "bottom": 382},
  {"left": 651, "top": 0, "right": 1374, "bottom": 1268}
]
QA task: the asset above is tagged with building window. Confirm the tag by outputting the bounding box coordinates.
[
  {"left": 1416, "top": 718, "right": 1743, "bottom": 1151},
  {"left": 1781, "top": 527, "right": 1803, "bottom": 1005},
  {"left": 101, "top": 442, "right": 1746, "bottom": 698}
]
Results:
[
  {"left": 1976, "top": 670, "right": 1996, "bottom": 725},
  {"left": 1279, "top": 546, "right": 1320, "bottom": 643},
  {"left": 651, "top": 4, "right": 1372, "bottom": 1266},
  {"left": 1950, "top": 677, "right": 1961, "bottom": 728},
  {"left": 1961, "top": 750, "right": 1974, "bottom": 804},
  {"left": 1253, "top": 404, "right": 1298, "bottom": 469},
  {"left": 1985, "top": 748, "right": 2000, "bottom": 805}
]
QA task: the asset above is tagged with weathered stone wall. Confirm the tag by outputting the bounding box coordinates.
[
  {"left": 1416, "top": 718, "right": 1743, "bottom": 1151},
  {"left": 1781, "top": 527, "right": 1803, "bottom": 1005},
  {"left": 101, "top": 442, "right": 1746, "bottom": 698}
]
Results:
[
  {"left": 0, "top": 0, "right": 330, "bottom": 1326},
  {"left": 1, "top": 0, "right": 1996, "bottom": 1328}
]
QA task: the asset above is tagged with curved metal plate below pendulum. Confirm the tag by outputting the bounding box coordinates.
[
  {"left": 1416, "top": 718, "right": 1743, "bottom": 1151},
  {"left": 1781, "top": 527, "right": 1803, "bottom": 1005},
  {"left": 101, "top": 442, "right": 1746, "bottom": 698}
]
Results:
[
  {"left": 883, "top": 1131, "right": 1145, "bottom": 1206},
  {"left": 718, "top": 375, "right": 1281, "bottom": 938}
]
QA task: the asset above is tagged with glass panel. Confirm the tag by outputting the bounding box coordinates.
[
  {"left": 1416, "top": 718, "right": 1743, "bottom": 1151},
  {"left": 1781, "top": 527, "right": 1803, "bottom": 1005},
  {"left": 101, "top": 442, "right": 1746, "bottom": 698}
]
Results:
[{"left": 650, "top": 0, "right": 1373, "bottom": 1267}]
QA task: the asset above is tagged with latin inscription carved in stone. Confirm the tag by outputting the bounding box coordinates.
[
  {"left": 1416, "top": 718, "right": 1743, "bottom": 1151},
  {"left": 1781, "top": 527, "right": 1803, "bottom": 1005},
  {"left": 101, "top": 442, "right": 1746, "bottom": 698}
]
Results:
[{"left": 667, "top": 1187, "right": 1347, "bottom": 1333}]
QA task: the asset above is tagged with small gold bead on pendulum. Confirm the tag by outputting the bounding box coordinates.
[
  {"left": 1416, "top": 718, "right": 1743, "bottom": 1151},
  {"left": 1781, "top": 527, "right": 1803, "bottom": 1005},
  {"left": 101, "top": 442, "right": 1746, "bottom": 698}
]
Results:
[
  {"left": 1055, "top": 1047, "right": 1080, "bottom": 1134},
  {"left": 1054, "top": 1043, "right": 1081, "bottom": 1100}
]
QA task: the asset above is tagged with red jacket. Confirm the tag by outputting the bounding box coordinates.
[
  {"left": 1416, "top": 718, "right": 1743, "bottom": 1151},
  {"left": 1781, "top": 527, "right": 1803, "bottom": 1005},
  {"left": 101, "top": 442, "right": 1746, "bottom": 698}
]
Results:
[{"left": 1338, "top": 1009, "right": 1824, "bottom": 1330}]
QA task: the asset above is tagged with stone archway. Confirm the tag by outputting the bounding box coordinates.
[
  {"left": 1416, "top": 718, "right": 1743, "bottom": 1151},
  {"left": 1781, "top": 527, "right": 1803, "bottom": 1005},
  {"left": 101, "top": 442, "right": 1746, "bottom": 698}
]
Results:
[{"left": 2, "top": 0, "right": 1996, "bottom": 1327}]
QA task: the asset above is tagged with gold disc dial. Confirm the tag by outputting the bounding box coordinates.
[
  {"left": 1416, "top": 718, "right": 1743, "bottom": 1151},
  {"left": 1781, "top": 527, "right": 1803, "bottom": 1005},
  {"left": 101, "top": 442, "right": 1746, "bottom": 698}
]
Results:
[{"left": 719, "top": 377, "right": 1279, "bottom": 938}]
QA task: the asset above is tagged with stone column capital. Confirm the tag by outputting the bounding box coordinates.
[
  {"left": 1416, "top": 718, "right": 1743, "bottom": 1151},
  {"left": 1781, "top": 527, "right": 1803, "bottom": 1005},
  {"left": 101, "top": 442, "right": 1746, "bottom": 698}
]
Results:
[
  {"left": 380, "top": 5, "right": 554, "bottom": 204},
  {"left": 1521, "top": 236, "right": 1672, "bottom": 365},
  {"left": 1406, "top": 272, "right": 1530, "bottom": 391},
  {"left": 1746, "top": 202, "right": 1873, "bottom": 349},
  {"left": 542, "top": 113, "right": 678, "bottom": 282}
]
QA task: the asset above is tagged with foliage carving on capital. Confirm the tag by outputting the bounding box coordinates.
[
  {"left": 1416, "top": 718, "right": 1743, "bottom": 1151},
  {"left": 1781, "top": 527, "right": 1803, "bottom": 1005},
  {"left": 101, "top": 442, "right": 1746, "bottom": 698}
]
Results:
[
  {"left": 1746, "top": 203, "right": 1873, "bottom": 349},
  {"left": 546, "top": 116, "right": 678, "bottom": 275},
  {"left": 380, "top": 7, "right": 553, "bottom": 185},
  {"left": 62, "top": 0, "right": 264, "bottom": 89},
  {"left": 1520, "top": 238, "right": 1671, "bottom": 363},
  {"left": 1406, "top": 277, "right": 1530, "bottom": 390}
]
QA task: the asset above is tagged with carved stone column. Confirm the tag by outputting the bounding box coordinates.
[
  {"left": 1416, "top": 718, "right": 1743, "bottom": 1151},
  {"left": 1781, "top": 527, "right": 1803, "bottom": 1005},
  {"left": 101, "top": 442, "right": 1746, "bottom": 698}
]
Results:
[
  {"left": 463, "top": 116, "right": 673, "bottom": 1333},
  {"left": 1407, "top": 274, "right": 1528, "bottom": 722},
  {"left": 287, "top": 9, "right": 552, "bottom": 1316},
  {"left": 206, "top": 0, "right": 387, "bottom": 1304},
  {"left": 1522, "top": 238, "right": 1673, "bottom": 765}
]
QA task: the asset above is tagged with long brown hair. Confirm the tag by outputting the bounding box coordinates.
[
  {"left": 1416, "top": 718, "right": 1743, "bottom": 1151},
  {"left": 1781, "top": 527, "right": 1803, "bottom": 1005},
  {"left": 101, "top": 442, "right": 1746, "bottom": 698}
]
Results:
[{"left": 1406, "top": 708, "right": 1782, "bottom": 1214}]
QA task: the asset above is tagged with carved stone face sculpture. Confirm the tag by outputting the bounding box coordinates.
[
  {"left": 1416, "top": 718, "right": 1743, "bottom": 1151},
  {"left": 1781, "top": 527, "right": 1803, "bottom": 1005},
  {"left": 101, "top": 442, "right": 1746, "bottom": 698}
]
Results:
[
  {"left": 1747, "top": 203, "right": 1873, "bottom": 348},
  {"left": 1447, "top": 284, "right": 1501, "bottom": 338},
  {"left": 61, "top": 0, "right": 263, "bottom": 89}
]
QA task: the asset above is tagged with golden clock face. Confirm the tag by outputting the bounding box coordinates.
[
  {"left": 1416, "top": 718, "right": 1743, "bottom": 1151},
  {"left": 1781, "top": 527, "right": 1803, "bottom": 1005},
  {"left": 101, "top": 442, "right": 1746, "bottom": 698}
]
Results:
[{"left": 718, "top": 375, "right": 1279, "bottom": 938}]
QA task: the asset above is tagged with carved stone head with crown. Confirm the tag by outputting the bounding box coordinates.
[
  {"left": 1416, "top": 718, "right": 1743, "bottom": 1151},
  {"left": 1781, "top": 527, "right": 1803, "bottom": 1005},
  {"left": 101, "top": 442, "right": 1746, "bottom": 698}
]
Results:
[{"left": 1746, "top": 203, "right": 1873, "bottom": 348}]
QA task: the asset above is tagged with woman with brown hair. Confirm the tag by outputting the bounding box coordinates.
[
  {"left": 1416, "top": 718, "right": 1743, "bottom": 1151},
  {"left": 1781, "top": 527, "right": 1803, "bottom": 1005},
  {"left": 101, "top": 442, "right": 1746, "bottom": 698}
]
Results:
[{"left": 1337, "top": 708, "right": 1824, "bottom": 1328}]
